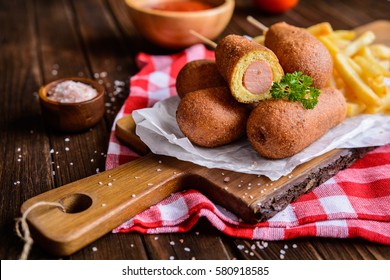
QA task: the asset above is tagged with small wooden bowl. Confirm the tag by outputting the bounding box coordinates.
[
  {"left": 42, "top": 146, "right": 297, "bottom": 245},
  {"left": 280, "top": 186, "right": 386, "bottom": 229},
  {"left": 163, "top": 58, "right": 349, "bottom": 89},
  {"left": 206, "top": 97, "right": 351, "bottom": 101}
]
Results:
[
  {"left": 124, "top": 0, "right": 235, "bottom": 49},
  {"left": 39, "top": 77, "right": 105, "bottom": 132}
]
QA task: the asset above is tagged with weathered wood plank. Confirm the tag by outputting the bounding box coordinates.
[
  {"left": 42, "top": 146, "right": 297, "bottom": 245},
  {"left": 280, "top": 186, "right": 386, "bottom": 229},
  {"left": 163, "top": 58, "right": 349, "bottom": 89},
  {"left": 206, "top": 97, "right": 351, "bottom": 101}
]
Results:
[{"left": 0, "top": 0, "right": 54, "bottom": 260}]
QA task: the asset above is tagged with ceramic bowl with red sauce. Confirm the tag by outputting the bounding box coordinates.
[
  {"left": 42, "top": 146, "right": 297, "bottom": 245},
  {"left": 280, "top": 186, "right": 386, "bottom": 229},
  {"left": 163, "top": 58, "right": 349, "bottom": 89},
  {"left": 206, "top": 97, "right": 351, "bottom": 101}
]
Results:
[{"left": 124, "top": 0, "right": 235, "bottom": 49}]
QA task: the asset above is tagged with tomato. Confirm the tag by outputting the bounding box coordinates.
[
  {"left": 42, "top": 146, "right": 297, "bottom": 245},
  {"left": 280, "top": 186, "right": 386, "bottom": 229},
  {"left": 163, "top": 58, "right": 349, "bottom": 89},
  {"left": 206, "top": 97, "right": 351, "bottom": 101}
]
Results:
[{"left": 253, "top": 0, "right": 299, "bottom": 14}]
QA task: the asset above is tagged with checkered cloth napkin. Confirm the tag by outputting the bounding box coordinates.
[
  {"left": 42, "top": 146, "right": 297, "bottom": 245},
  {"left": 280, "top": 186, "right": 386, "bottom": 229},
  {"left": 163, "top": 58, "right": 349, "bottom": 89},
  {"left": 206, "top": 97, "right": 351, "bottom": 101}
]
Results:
[{"left": 106, "top": 44, "right": 390, "bottom": 244}]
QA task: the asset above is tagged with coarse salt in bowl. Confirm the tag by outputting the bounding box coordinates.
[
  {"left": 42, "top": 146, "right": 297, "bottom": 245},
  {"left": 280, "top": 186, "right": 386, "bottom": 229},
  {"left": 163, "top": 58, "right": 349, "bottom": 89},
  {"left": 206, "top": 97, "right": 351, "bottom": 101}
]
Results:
[
  {"left": 39, "top": 77, "right": 105, "bottom": 132},
  {"left": 46, "top": 81, "right": 98, "bottom": 103}
]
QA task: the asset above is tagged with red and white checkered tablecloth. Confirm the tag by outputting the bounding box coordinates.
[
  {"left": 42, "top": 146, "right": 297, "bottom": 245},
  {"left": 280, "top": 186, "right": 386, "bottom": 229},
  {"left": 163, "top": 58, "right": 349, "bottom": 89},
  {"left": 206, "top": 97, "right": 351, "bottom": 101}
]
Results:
[{"left": 106, "top": 44, "right": 390, "bottom": 244}]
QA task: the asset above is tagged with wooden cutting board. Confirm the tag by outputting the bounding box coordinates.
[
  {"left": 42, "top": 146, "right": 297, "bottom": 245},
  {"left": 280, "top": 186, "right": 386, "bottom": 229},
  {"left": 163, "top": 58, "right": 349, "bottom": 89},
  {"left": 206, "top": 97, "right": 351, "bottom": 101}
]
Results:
[{"left": 21, "top": 20, "right": 389, "bottom": 256}]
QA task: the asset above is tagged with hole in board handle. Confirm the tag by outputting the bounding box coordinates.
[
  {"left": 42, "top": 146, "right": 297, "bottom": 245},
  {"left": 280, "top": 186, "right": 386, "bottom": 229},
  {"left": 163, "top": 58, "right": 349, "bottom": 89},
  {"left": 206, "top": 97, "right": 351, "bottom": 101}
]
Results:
[{"left": 59, "top": 193, "right": 93, "bottom": 213}]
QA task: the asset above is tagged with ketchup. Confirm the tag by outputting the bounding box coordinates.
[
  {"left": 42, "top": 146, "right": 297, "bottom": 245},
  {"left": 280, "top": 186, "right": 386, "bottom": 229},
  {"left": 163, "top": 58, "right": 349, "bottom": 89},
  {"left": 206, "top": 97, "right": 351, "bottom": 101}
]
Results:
[{"left": 150, "top": 1, "right": 215, "bottom": 12}]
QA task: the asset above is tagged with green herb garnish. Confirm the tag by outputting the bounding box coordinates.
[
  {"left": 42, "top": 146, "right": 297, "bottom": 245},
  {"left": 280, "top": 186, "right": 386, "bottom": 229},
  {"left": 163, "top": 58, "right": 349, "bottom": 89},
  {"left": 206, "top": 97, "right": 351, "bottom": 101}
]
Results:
[{"left": 270, "top": 71, "right": 321, "bottom": 109}]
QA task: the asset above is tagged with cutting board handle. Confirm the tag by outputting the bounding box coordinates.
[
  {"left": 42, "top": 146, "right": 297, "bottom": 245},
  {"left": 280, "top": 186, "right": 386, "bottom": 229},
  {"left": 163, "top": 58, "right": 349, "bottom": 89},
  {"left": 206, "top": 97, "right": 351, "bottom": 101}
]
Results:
[{"left": 21, "top": 154, "right": 195, "bottom": 256}]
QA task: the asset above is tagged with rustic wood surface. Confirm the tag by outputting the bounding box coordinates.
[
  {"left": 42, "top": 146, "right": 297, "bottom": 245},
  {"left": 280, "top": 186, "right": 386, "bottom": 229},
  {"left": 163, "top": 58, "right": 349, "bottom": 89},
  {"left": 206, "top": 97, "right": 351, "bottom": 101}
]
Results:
[{"left": 1, "top": 0, "right": 389, "bottom": 260}]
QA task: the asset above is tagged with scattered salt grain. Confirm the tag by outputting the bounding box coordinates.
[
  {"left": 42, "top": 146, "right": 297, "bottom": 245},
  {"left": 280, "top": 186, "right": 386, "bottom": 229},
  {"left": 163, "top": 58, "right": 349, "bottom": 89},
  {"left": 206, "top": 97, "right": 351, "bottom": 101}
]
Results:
[
  {"left": 92, "top": 247, "right": 98, "bottom": 252},
  {"left": 65, "top": 147, "right": 69, "bottom": 151},
  {"left": 169, "top": 241, "right": 175, "bottom": 246},
  {"left": 223, "top": 176, "right": 230, "bottom": 183},
  {"left": 169, "top": 256, "right": 175, "bottom": 260},
  {"left": 184, "top": 247, "right": 191, "bottom": 252},
  {"left": 47, "top": 81, "right": 97, "bottom": 103},
  {"left": 280, "top": 254, "right": 285, "bottom": 259},
  {"left": 64, "top": 138, "right": 70, "bottom": 142},
  {"left": 292, "top": 244, "right": 298, "bottom": 249},
  {"left": 256, "top": 241, "right": 264, "bottom": 250},
  {"left": 154, "top": 237, "right": 159, "bottom": 240},
  {"left": 280, "top": 249, "right": 286, "bottom": 255},
  {"left": 107, "top": 182, "right": 112, "bottom": 187},
  {"left": 237, "top": 244, "right": 245, "bottom": 250},
  {"left": 284, "top": 244, "right": 289, "bottom": 250},
  {"left": 131, "top": 194, "right": 136, "bottom": 198},
  {"left": 102, "top": 203, "right": 106, "bottom": 207},
  {"left": 251, "top": 244, "right": 256, "bottom": 250}
]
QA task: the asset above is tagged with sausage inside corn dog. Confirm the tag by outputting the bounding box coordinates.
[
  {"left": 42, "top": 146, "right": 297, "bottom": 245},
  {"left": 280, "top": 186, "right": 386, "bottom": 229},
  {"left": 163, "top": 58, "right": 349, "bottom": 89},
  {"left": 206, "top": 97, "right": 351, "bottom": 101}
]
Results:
[
  {"left": 215, "top": 35, "right": 284, "bottom": 103},
  {"left": 247, "top": 87, "right": 346, "bottom": 159}
]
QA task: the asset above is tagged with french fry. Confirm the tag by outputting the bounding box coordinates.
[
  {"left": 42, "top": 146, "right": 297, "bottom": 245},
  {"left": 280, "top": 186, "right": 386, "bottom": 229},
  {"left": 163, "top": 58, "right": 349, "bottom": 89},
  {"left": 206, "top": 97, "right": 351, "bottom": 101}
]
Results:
[
  {"left": 369, "top": 44, "right": 390, "bottom": 60},
  {"left": 354, "top": 55, "right": 384, "bottom": 77},
  {"left": 252, "top": 35, "right": 265, "bottom": 45},
  {"left": 379, "top": 60, "right": 390, "bottom": 70},
  {"left": 307, "top": 22, "right": 333, "bottom": 37},
  {"left": 364, "top": 90, "right": 390, "bottom": 114},
  {"left": 318, "top": 36, "right": 340, "bottom": 57},
  {"left": 343, "top": 31, "right": 375, "bottom": 57},
  {"left": 357, "top": 46, "right": 390, "bottom": 77},
  {"left": 347, "top": 101, "right": 367, "bottom": 116},
  {"left": 334, "top": 53, "right": 381, "bottom": 106},
  {"left": 346, "top": 56, "right": 362, "bottom": 75},
  {"left": 354, "top": 56, "right": 387, "bottom": 96},
  {"left": 330, "top": 30, "right": 356, "bottom": 40}
]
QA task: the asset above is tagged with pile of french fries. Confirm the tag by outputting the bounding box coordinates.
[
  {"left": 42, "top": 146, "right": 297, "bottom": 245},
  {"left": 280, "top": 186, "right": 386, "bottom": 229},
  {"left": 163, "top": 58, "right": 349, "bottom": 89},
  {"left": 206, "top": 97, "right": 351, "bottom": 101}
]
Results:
[
  {"left": 254, "top": 23, "right": 390, "bottom": 116},
  {"left": 307, "top": 22, "right": 390, "bottom": 116}
]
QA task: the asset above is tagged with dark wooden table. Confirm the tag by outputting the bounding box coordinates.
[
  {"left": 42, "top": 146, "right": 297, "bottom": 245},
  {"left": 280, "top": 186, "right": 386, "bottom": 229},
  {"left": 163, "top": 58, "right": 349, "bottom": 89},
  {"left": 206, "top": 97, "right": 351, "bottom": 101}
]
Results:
[{"left": 1, "top": 0, "right": 389, "bottom": 260}]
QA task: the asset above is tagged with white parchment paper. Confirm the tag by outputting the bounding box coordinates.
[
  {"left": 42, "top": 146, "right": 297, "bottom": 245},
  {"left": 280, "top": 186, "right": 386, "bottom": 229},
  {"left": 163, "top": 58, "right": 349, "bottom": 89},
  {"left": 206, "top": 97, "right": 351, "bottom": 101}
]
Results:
[{"left": 132, "top": 96, "right": 390, "bottom": 181}]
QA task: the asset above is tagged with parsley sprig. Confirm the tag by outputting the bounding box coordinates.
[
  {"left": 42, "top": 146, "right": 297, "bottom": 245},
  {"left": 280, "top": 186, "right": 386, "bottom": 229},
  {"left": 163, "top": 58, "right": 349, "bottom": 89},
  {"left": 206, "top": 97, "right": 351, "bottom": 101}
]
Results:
[{"left": 270, "top": 71, "right": 321, "bottom": 109}]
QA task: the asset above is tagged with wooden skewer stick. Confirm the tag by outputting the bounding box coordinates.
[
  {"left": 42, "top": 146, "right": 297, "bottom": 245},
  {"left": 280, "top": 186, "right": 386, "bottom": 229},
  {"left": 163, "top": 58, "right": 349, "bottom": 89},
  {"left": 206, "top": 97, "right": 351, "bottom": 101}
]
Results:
[
  {"left": 189, "top": 30, "right": 217, "bottom": 49},
  {"left": 246, "top": 16, "right": 269, "bottom": 32}
]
